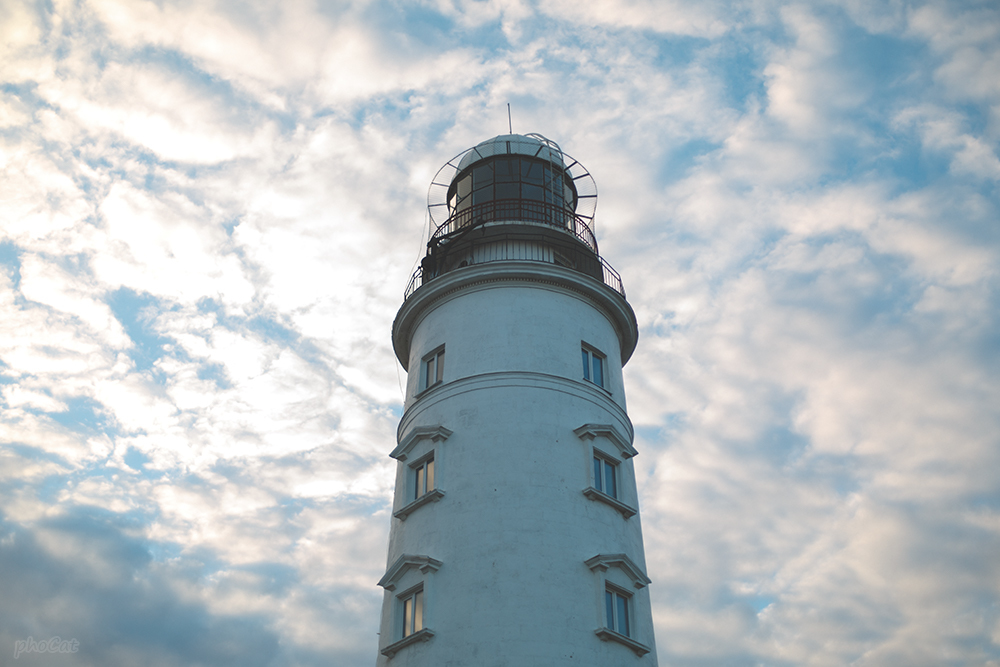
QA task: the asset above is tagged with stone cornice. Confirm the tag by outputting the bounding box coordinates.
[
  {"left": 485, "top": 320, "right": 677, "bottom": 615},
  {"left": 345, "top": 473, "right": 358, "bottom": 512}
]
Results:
[
  {"left": 378, "top": 554, "right": 443, "bottom": 591},
  {"left": 594, "top": 628, "right": 652, "bottom": 656},
  {"left": 397, "top": 371, "right": 633, "bottom": 443},
  {"left": 380, "top": 628, "right": 435, "bottom": 658},
  {"left": 393, "top": 489, "right": 446, "bottom": 521},
  {"left": 390, "top": 425, "right": 453, "bottom": 461},
  {"left": 392, "top": 261, "right": 638, "bottom": 367},
  {"left": 574, "top": 423, "right": 638, "bottom": 459},
  {"left": 585, "top": 553, "right": 652, "bottom": 589},
  {"left": 583, "top": 487, "right": 638, "bottom": 519}
]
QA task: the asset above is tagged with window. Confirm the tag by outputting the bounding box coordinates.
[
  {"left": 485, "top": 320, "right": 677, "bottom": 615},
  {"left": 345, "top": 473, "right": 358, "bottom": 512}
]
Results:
[
  {"left": 576, "top": 425, "right": 638, "bottom": 519},
  {"left": 400, "top": 586, "right": 424, "bottom": 639},
  {"left": 447, "top": 155, "right": 576, "bottom": 221},
  {"left": 584, "top": 451, "right": 634, "bottom": 518},
  {"left": 391, "top": 426, "right": 450, "bottom": 521},
  {"left": 587, "top": 554, "right": 652, "bottom": 656},
  {"left": 593, "top": 455, "right": 617, "bottom": 499},
  {"left": 378, "top": 555, "right": 439, "bottom": 657},
  {"left": 421, "top": 346, "right": 445, "bottom": 391},
  {"left": 394, "top": 451, "right": 445, "bottom": 520},
  {"left": 582, "top": 345, "right": 605, "bottom": 388},
  {"left": 414, "top": 456, "right": 435, "bottom": 501},
  {"left": 605, "top": 586, "right": 631, "bottom": 637}
]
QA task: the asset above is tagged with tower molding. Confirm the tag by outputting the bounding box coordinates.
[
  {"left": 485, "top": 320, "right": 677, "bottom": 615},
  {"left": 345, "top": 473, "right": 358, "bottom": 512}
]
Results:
[
  {"left": 392, "top": 261, "right": 638, "bottom": 368},
  {"left": 390, "top": 425, "right": 454, "bottom": 461},
  {"left": 584, "top": 553, "right": 652, "bottom": 589},
  {"left": 396, "top": 370, "right": 634, "bottom": 443},
  {"left": 574, "top": 422, "right": 638, "bottom": 459},
  {"left": 378, "top": 554, "right": 444, "bottom": 591}
]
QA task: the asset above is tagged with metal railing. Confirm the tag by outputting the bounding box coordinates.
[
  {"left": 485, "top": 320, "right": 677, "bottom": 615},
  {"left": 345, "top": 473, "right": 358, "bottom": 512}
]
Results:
[
  {"left": 402, "top": 197, "right": 626, "bottom": 301},
  {"left": 430, "top": 199, "right": 598, "bottom": 254},
  {"left": 403, "top": 251, "right": 625, "bottom": 301},
  {"left": 599, "top": 257, "right": 626, "bottom": 296}
]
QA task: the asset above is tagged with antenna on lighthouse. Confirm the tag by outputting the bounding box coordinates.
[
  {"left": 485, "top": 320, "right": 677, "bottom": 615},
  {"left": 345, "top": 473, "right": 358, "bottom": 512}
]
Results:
[{"left": 507, "top": 103, "right": 512, "bottom": 133}]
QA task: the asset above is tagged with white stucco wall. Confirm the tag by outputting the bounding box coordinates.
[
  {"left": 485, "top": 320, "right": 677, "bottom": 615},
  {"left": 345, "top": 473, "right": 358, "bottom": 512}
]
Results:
[
  {"left": 379, "top": 263, "right": 656, "bottom": 666},
  {"left": 404, "top": 281, "right": 626, "bottom": 409}
]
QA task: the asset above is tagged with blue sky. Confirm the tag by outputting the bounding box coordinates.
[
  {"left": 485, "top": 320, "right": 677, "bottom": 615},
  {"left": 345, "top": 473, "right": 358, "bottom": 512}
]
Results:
[{"left": 1, "top": 0, "right": 998, "bottom": 665}]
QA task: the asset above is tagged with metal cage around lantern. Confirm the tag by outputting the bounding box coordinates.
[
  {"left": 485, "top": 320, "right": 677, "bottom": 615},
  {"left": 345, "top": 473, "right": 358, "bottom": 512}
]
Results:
[
  {"left": 427, "top": 133, "right": 598, "bottom": 236},
  {"left": 407, "top": 133, "right": 623, "bottom": 300}
]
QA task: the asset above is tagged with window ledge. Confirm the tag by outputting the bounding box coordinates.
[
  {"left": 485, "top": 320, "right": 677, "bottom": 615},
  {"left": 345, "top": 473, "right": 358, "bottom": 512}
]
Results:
[
  {"left": 414, "top": 380, "right": 443, "bottom": 399},
  {"left": 594, "top": 628, "right": 651, "bottom": 656},
  {"left": 582, "top": 378, "right": 613, "bottom": 396},
  {"left": 380, "top": 628, "right": 435, "bottom": 658},
  {"left": 583, "top": 487, "right": 637, "bottom": 519},
  {"left": 394, "top": 489, "right": 446, "bottom": 521}
]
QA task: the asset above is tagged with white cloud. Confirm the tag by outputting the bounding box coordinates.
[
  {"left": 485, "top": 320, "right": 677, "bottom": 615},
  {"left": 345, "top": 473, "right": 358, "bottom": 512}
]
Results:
[
  {"left": 896, "top": 104, "right": 1000, "bottom": 181},
  {"left": 19, "top": 254, "right": 131, "bottom": 347},
  {"left": 909, "top": 3, "right": 1000, "bottom": 103},
  {"left": 0, "top": 0, "right": 47, "bottom": 82},
  {"left": 1, "top": 1, "right": 999, "bottom": 665},
  {"left": 539, "top": 0, "right": 728, "bottom": 37},
  {"left": 94, "top": 181, "right": 254, "bottom": 303}
]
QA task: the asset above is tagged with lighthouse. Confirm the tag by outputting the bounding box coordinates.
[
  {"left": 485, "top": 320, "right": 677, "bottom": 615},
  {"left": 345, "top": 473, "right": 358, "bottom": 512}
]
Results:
[{"left": 377, "top": 133, "right": 657, "bottom": 665}]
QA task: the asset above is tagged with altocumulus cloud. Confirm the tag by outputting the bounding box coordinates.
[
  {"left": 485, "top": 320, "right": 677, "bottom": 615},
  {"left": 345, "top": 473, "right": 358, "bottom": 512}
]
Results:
[{"left": 1, "top": 0, "right": 998, "bottom": 665}]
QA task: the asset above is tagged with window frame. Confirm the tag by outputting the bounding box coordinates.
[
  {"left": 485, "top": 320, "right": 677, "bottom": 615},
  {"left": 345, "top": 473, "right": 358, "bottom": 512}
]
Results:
[
  {"left": 412, "top": 453, "right": 435, "bottom": 502},
  {"left": 399, "top": 583, "right": 425, "bottom": 639},
  {"left": 587, "top": 553, "right": 653, "bottom": 657},
  {"left": 604, "top": 584, "right": 631, "bottom": 637},
  {"left": 581, "top": 343, "right": 606, "bottom": 389},
  {"left": 377, "top": 555, "right": 439, "bottom": 658},
  {"left": 577, "top": 429, "right": 637, "bottom": 519},
  {"left": 394, "top": 450, "right": 445, "bottom": 521},
  {"left": 419, "top": 345, "right": 446, "bottom": 393},
  {"left": 593, "top": 453, "right": 618, "bottom": 500},
  {"left": 391, "top": 426, "right": 450, "bottom": 521},
  {"left": 447, "top": 155, "right": 576, "bottom": 217}
]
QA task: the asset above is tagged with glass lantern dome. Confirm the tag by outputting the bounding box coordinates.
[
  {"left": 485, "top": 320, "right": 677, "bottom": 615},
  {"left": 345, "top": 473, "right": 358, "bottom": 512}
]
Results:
[{"left": 427, "top": 133, "right": 597, "bottom": 239}]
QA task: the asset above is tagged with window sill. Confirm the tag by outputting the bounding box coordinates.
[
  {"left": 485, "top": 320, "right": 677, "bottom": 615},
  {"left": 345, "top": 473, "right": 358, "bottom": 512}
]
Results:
[
  {"left": 583, "top": 487, "right": 637, "bottom": 519},
  {"left": 414, "top": 381, "right": 443, "bottom": 399},
  {"left": 393, "top": 489, "right": 446, "bottom": 521},
  {"left": 380, "top": 628, "right": 435, "bottom": 658},
  {"left": 594, "top": 628, "right": 651, "bottom": 656},
  {"left": 582, "top": 378, "right": 613, "bottom": 396}
]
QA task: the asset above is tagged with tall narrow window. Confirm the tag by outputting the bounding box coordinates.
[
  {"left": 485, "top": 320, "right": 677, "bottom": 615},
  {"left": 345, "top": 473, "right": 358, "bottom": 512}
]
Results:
[
  {"left": 593, "top": 455, "right": 618, "bottom": 499},
  {"left": 414, "top": 457, "right": 434, "bottom": 500},
  {"left": 605, "top": 586, "right": 631, "bottom": 637},
  {"left": 401, "top": 587, "right": 424, "bottom": 638},
  {"left": 582, "top": 345, "right": 605, "bottom": 388},
  {"left": 421, "top": 346, "right": 445, "bottom": 391}
]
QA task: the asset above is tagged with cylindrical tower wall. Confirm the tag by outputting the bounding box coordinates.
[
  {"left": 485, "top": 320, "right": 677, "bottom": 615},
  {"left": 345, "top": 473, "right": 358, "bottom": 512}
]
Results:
[
  {"left": 378, "top": 263, "right": 656, "bottom": 666},
  {"left": 401, "top": 281, "right": 627, "bottom": 411}
]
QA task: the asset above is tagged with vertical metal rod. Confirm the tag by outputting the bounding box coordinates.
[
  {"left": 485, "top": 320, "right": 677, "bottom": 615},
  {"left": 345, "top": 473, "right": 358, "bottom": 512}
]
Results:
[{"left": 507, "top": 103, "right": 512, "bottom": 134}]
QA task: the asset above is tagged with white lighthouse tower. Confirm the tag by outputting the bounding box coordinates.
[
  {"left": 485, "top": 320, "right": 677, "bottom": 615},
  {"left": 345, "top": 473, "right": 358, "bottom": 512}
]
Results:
[{"left": 377, "top": 133, "right": 657, "bottom": 666}]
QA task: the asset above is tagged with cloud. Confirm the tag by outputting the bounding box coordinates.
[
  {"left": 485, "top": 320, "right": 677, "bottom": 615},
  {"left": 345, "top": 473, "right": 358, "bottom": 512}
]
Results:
[
  {"left": 1, "top": 0, "right": 998, "bottom": 665},
  {"left": 539, "top": 0, "right": 729, "bottom": 37},
  {"left": 0, "top": 509, "right": 285, "bottom": 667},
  {"left": 896, "top": 104, "right": 1000, "bottom": 181},
  {"left": 908, "top": 2, "right": 1000, "bottom": 103}
]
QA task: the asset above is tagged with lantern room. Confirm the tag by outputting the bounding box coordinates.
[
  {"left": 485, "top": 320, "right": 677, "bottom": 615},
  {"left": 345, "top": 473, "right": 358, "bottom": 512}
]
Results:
[{"left": 407, "top": 133, "right": 623, "bottom": 300}]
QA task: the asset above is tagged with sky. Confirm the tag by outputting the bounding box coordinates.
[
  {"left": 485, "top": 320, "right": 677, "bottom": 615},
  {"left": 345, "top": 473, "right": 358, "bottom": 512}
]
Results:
[{"left": 1, "top": 0, "right": 998, "bottom": 665}]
